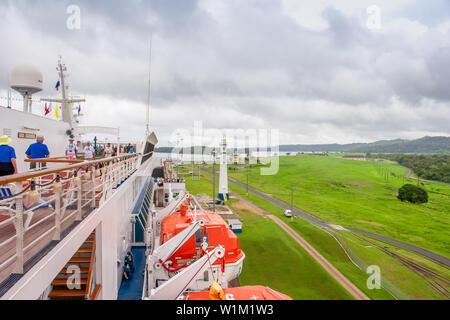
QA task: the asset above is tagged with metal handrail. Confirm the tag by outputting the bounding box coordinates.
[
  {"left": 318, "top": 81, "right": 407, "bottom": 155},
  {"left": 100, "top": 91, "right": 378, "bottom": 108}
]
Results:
[
  {"left": 0, "top": 153, "right": 139, "bottom": 186},
  {"left": 85, "top": 232, "right": 96, "bottom": 299},
  {"left": 0, "top": 152, "right": 147, "bottom": 279}
]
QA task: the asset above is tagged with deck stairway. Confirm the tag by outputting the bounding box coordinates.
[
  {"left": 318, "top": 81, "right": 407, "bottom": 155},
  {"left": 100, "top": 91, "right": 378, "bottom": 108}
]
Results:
[{"left": 48, "top": 232, "right": 96, "bottom": 300}]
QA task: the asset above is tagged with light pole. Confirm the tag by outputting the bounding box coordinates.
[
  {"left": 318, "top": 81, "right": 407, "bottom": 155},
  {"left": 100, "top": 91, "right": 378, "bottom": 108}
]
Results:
[
  {"left": 246, "top": 169, "right": 249, "bottom": 196},
  {"left": 212, "top": 150, "right": 216, "bottom": 213},
  {"left": 291, "top": 184, "right": 294, "bottom": 212}
]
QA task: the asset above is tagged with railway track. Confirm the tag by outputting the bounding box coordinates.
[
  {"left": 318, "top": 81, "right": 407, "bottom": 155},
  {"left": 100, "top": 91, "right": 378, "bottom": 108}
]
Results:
[{"left": 353, "top": 234, "right": 450, "bottom": 299}]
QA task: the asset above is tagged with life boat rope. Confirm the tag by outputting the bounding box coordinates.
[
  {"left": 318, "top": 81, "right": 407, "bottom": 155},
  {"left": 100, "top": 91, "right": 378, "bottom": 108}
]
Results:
[
  {"left": 204, "top": 248, "right": 225, "bottom": 283},
  {"left": 174, "top": 246, "right": 219, "bottom": 299},
  {"left": 158, "top": 259, "right": 187, "bottom": 273}
]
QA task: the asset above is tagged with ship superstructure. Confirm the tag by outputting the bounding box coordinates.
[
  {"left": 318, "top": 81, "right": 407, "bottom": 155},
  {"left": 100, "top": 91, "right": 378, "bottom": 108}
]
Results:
[
  {"left": 0, "top": 58, "right": 291, "bottom": 301},
  {"left": 0, "top": 58, "right": 159, "bottom": 300}
]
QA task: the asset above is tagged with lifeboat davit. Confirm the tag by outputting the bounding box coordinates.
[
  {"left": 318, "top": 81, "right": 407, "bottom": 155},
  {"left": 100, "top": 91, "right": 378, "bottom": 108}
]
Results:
[
  {"left": 184, "top": 285, "right": 293, "bottom": 300},
  {"left": 160, "top": 205, "right": 245, "bottom": 290}
]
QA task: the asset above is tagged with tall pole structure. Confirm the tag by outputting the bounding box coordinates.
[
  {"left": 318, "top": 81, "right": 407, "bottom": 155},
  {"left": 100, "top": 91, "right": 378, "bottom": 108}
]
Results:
[
  {"left": 41, "top": 57, "right": 85, "bottom": 127},
  {"left": 180, "top": 136, "right": 184, "bottom": 175},
  {"left": 6, "top": 72, "right": 11, "bottom": 109},
  {"left": 218, "top": 138, "right": 229, "bottom": 201},
  {"left": 291, "top": 184, "right": 294, "bottom": 212},
  {"left": 212, "top": 150, "right": 216, "bottom": 212},
  {"left": 146, "top": 34, "right": 153, "bottom": 137},
  {"left": 246, "top": 170, "right": 249, "bottom": 196},
  {"left": 7, "top": 87, "right": 11, "bottom": 109}
]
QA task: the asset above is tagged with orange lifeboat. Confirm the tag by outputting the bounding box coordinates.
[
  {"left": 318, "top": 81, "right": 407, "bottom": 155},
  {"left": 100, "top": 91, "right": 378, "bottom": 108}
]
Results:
[
  {"left": 184, "top": 285, "right": 293, "bottom": 300},
  {"left": 159, "top": 205, "right": 244, "bottom": 281}
]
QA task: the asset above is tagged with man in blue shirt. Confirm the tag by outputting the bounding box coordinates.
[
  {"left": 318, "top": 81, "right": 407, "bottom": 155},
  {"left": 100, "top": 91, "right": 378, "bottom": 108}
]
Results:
[
  {"left": 25, "top": 136, "right": 50, "bottom": 170},
  {"left": 0, "top": 135, "right": 17, "bottom": 176}
]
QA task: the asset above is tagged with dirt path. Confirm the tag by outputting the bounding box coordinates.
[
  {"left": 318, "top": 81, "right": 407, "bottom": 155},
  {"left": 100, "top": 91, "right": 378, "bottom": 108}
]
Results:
[{"left": 231, "top": 191, "right": 370, "bottom": 300}]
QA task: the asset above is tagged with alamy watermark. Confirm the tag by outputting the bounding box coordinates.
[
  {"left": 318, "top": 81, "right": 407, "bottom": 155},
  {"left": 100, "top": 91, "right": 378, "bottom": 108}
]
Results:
[
  {"left": 66, "top": 5, "right": 81, "bottom": 30},
  {"left": 366, "top": 265, "right": 381, "bottom": 289},
  {"left": 66, "top": 265, "right": 82, "bottom": 290},
  {"left": 366, "top": 5, "right": 381, "bottom": 30},
  {"left": 169, "top": 121, "right": 279, "bottom": 176}
]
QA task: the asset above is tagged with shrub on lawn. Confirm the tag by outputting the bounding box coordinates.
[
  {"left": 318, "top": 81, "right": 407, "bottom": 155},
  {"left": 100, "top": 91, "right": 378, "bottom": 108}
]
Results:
[{"left": 397, "top": 184, "right": 428, "bottom": 204}]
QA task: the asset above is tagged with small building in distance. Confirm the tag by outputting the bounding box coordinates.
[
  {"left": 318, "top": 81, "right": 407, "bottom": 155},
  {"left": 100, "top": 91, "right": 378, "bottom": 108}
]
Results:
[
  {"left": 308, "top": 152, "right": 328, "bottom": 157},
  {"left": 342, "top": 154, "right": 366, "bottom": 161},
  {"left": 228, "top": 219, "right": 242, "bottom": 234}
]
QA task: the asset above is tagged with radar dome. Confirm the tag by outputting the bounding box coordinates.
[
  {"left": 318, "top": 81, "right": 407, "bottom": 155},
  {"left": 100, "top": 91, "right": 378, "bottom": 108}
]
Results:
[{"left": 10, "top": 64, "right": 43, "bottom": 96}]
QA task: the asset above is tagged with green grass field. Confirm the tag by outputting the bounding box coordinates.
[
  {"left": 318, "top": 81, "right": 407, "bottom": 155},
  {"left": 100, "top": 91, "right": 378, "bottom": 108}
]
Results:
[
  {"left": 227, "top": 155, "right": 450, "bottom": 257},
  {"left": 225, "top": 182, "right": 396, "bottom": 300},
  {"left": 184, "top": 176, "right": 355, "bottom": 300},
  {"left": 341, "top": 232, "right": 450, "bottom": 300},
  {"left": 183, "top": 163, "right": 449, "bottom": 299}
]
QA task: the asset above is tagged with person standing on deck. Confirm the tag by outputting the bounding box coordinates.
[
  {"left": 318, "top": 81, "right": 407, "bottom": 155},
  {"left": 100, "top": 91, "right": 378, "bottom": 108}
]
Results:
[
  {"left": 104, "top": 143, "right": 113, "bottom": 158},
  {"left": 66, "top": 137, "right": 78, "bottom": 160},
  {"left": 83, "top": 142, "right": 96, "bottom": 160},
  {"left": 25, "top": 136, "right": 50, "bottom": 170},
  {"left": 0, "top": 135, "right": 18, "bottom": 176}
]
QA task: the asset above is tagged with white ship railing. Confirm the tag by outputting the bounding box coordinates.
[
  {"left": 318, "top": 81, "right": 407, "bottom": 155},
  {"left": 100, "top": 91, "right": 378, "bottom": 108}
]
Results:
[{"left": 0, "top": 153, "right": 149, "bottom": 284}]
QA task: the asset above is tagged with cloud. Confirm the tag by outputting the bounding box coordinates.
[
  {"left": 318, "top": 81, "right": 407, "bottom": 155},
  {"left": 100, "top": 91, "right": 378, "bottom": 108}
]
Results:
[{"left": 0, "top": 0, "right": 448, "bottom": 145}]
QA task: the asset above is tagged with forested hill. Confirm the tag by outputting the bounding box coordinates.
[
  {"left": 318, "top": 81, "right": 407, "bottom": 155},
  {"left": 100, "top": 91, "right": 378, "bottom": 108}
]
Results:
[
  {"left": 279, "top": 136, "right": 450, "bottom": 153},
  {"left": 154, "top": 136, "right": 449, "bottom": 154}
]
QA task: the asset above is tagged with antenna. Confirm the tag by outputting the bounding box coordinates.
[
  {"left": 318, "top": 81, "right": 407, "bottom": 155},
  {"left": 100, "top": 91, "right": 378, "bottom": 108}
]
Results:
[
  {"left": 146, "top": 34, "right": 153, "bottom": 136},
  {"left": 41, "top": 56, "right": 85, "bottom": 127}
]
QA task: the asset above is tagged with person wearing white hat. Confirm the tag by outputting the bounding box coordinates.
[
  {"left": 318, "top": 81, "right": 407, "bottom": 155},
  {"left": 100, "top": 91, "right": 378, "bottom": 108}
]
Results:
[
  {"left": 0, "top": 135, "right": 18, "bottom": 176},
  {"left": 66, "top": 137, "right": 78, "bottom": 160}
]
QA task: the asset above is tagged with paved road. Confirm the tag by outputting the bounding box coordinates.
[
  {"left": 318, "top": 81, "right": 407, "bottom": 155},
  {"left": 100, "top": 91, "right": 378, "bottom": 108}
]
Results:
[
  {"left": 401, "top": 164, "right": 450, "bottom": 187},
  {"left": 202, "top": 168, "right": 450, "bottom": 267}
]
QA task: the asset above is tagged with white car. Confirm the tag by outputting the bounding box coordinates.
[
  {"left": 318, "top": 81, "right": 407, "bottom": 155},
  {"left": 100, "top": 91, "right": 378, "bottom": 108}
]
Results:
[{"left": 284, "top": 210, "right": 292, "bottom": 217}]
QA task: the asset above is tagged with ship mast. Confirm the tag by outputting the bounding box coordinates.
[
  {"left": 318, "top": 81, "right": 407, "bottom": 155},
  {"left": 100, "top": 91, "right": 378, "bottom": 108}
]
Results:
[
  {"left": 146, "top": 35, "right": 153, "bottom": 137},
  {"left": 41, "top": 56, "right": 85, "bottom": 129}
]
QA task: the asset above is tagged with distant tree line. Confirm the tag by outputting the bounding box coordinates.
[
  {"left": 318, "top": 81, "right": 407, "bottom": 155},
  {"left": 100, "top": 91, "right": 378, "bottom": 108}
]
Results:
[
  {"left": 154, "top": 136, "right": 449, "bottom": 154},
  {"left": 367, "top": 153, "right": 450, "bottom": 183},
  {"left": 279, "top": 136, "right": 449, "bottom": 153}
]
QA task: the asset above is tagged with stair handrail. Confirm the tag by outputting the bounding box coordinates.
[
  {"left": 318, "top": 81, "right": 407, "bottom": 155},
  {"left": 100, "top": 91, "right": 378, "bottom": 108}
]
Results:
[{"left": 85, "top": 232, "right": 96, "bottom": 299}]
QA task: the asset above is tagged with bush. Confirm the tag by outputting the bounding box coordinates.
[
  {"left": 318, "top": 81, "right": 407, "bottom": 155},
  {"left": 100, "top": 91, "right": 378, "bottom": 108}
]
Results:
[{"left": 397, "top": 184, "right": 428, "bottom": 204}]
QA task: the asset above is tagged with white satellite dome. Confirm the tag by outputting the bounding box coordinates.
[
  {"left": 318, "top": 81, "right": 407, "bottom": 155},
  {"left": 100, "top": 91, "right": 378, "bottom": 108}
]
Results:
[{"left": 10, "top": 64, "right": 43, "bottom": 96}]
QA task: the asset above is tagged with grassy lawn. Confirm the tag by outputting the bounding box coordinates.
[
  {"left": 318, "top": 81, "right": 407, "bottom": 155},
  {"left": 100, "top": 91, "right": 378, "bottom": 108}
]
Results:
[
  {"left": 226, "top": 156, "right": 450, "bottom": 258},
  {"left": 224, "top": 181, "right": 395, "bottom": 300},
  {"left": 197, "top": 167, "right": 449, "bottom": 299},
  {"left": 232, "top": 204, "right": 354, "bottom": 300},
  {"left": 341, "top": 233, "right": 450, "bottom": 300}
]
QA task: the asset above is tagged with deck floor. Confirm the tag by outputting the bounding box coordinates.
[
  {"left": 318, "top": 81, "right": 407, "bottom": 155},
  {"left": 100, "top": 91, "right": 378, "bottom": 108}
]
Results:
[
  {"left": 0, "top": 205, "right": 93, "bottom": 296},
  {"left": 117, "top": 247, "right": 146, "bottom": 300}
]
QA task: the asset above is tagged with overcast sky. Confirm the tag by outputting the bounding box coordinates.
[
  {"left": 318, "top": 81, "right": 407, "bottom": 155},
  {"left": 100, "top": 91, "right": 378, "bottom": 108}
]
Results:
[{"left": 0, "top": 0, "right": 449, "bottom": 146}]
